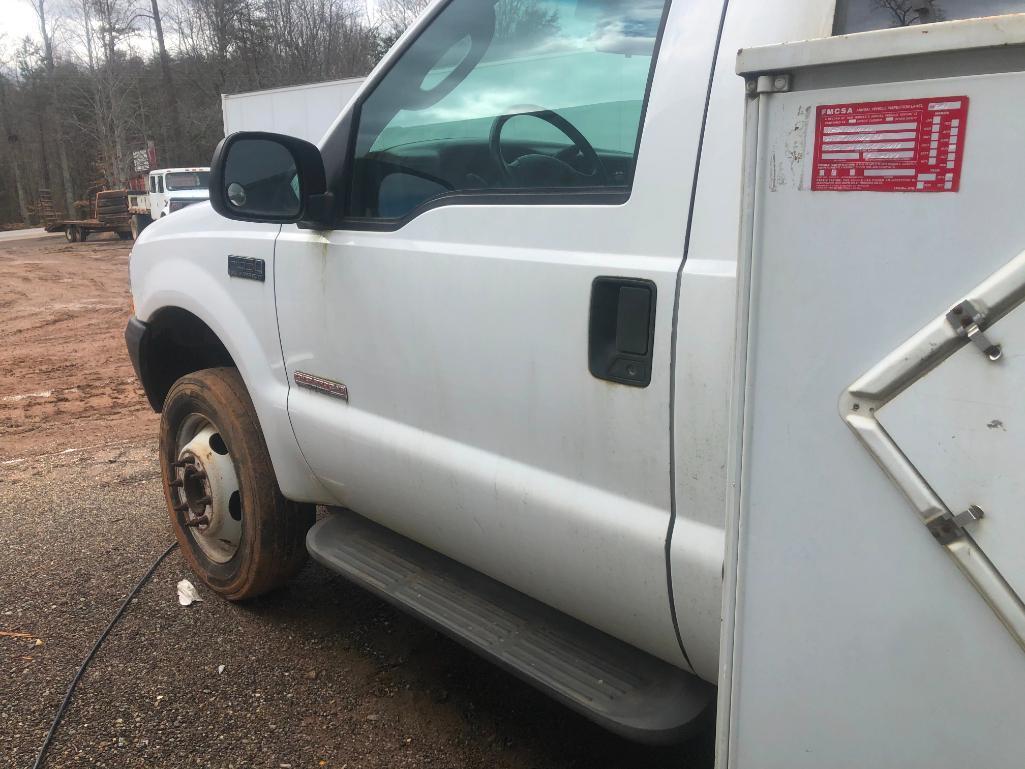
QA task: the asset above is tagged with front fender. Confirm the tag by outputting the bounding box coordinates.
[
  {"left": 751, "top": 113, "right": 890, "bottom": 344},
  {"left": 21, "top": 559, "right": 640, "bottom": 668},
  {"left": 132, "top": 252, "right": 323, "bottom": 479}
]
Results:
[{"left": 129, "top": 207, "right": 327, "bottom": 503}]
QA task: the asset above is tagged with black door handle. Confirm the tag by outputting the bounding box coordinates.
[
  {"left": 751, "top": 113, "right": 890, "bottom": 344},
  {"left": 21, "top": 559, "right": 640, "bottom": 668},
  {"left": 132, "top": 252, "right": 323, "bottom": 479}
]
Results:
[{"left": 588, "top": 277, "right": 656, "bottom": 387}]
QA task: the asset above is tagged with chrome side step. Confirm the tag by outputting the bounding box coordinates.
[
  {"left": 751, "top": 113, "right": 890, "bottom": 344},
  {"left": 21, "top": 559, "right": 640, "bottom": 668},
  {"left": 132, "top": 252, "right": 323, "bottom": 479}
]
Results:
[{"left": 306, "top": 510, "right": 715, "bottom": 744}]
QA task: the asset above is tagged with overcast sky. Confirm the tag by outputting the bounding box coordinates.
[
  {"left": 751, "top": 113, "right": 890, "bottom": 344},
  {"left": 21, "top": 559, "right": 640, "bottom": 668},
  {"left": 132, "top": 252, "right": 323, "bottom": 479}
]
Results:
[
  {"left": 5, "top": 2, "right": 41, "bottom": 46},
  {"left": 7, "top": 1, "right": 1025, "bottom": 57}
]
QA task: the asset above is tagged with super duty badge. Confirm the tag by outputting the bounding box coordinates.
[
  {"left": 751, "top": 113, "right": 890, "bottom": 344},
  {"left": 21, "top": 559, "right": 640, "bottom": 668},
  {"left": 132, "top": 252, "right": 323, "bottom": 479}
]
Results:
[{"left": 227, "top": 255, "right": 265, "bottom": 282}]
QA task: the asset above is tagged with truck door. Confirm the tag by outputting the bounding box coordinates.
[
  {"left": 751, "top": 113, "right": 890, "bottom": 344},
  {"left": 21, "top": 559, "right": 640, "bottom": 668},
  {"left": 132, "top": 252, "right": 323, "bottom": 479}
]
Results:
[
  {"left": 150, "top": 172, "right": 167, "bottom": 217},
  {"left": 274, "top": 0, "right": 725, "bottom": 667}
]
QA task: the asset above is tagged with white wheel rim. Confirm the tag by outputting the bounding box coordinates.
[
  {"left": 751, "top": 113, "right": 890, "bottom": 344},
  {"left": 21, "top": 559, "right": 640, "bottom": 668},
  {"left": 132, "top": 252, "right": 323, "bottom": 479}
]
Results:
[{"left": 171, "top": 414, "right": 242, "bottom": 563}]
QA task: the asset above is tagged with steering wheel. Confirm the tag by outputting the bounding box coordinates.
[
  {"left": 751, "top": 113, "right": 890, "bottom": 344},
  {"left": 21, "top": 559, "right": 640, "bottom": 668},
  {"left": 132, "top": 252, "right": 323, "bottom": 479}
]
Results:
[{"left": 489, "top": 107, "right": 609, "bottom": 188}]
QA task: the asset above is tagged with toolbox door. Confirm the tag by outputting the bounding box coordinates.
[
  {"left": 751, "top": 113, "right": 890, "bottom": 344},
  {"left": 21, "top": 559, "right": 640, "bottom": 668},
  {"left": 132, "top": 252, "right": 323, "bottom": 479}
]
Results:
[{"left": 720, "top": 16, "right": 1025, "bottom": 769}]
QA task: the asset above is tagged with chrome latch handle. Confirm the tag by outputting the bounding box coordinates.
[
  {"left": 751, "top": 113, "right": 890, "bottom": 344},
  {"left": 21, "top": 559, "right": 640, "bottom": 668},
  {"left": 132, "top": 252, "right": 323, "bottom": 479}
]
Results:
[{"left": 947, "top": 300, "right": 1003, "bottom": 361}]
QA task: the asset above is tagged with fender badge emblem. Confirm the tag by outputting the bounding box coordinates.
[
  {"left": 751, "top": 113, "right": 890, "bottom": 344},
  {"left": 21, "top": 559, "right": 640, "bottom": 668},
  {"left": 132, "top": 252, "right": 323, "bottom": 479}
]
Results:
[
  {"left": 227, "top": 255, "right": 265, "bottom": 282},
  {"left": 294, "top": 371, "right": 348, "bottom": 402}
]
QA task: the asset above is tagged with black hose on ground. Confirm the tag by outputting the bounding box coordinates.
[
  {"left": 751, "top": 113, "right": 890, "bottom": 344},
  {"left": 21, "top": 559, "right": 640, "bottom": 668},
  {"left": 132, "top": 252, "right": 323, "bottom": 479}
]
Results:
[{"left": 32, "top": 541, "right": 179, "bottom": 769}]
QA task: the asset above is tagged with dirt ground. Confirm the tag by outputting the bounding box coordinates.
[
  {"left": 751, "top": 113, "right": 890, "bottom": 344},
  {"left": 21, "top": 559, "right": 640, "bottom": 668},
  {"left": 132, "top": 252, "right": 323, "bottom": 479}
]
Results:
[
  {"left": 0, "top": 233, "right": 156, "bottom": 459},
  {"left": 0, "top": 233, "right": 714, "bottom": 768}
]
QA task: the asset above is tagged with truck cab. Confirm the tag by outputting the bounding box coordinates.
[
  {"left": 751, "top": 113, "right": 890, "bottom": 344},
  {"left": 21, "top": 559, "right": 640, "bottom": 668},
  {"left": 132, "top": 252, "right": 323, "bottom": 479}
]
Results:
[
  {"left": 147, "top": 167, "right": 210, "bottom": 219},
  {"left": 125, "top": 0, "right": 1025, "bottom": 758}
]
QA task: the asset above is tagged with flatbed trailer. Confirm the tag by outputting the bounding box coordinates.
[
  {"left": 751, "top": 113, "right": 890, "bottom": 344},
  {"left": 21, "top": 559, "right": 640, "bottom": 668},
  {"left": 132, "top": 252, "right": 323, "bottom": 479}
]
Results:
[
  {"left": 45, "top": 189, "right": 133, "bottom": 242},
  {"left": 51, "top": 218, "right": 133, "bottom": 242}
]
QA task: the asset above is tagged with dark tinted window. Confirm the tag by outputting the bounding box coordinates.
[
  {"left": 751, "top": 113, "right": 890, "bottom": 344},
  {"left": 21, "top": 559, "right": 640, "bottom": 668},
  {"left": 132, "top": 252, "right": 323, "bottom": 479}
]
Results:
[
  {"left": 836, "top": 0, "right": 1025, "bottom": 34},
  {"left": 166, "top": 171, "right": 211, "bottom": 191},
  {"left": 347, "top": 0, "right": 669, "bottom": 222}
]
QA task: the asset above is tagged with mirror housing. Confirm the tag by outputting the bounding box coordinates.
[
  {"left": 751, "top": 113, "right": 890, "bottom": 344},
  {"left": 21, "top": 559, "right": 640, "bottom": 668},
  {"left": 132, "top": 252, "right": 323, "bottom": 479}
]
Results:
[{"left": 209, "top": 131, "right": 332, "bottom": 229}]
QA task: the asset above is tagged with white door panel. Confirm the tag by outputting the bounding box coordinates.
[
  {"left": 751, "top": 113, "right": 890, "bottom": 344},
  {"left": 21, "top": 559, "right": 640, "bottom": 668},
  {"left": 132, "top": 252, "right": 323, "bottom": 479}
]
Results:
[
  {"left": 276, "top": 0, "right": 724, "bottom": 668},
  {"left": 280, "top": 225, "right": 674, "bottom": 505},
  {"left": 276, "top": 205, "right": 685, "bottom": 664}
]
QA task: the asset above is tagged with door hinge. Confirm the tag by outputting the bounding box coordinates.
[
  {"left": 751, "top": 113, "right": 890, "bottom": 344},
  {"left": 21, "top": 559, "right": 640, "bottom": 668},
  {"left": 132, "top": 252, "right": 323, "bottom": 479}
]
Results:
[
  {"left": 946, "top": 299, "right": 1003, "bottom": 361},
  {"left": 927, "top": 504, "right": 985, "bottom": 545},
  {"left": 746, "top": 74, "right": 792, "bottom": 96}
]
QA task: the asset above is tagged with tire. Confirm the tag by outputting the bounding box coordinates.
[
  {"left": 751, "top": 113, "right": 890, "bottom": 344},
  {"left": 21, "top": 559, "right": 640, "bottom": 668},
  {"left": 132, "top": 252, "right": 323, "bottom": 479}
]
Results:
[
  {"left": 159, "top": 367, "right": 314, "bottom": 600},
  {"left": 130, "top": 214, "right": 151, "bottom": 239},
  {"left": 65, "top": 225, "right": 79, "bottom": 243},
  {"left": 79, "top": 229, "right": 89, "bottom": 242}
]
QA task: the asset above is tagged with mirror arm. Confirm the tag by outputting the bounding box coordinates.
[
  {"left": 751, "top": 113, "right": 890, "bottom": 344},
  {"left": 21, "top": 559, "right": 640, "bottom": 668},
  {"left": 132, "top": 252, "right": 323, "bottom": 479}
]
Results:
[{"left": 298, "top": 191, "right": 335, "bottom": 230}]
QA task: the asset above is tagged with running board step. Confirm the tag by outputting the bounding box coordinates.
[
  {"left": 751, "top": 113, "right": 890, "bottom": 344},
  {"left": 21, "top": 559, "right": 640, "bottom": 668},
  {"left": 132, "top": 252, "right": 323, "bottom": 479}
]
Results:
[{"left": 307, "top": 510, "right": 714, "bottom": 744}]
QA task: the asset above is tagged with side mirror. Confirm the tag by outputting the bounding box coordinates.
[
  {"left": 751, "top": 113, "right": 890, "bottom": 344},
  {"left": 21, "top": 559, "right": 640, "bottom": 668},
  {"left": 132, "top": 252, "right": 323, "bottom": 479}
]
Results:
[{"left": 209, "top": 132, "right": 332, "bottom": 228}]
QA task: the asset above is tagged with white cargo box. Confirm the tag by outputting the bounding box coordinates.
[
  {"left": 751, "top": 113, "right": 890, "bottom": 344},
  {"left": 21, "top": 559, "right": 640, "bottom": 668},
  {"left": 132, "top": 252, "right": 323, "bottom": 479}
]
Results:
[
  {"left": 221, "top": 77, "right": 365, "bottom": 144},
  {"left": 720, "top": 15, "right": 1025, "bottom": 769}
]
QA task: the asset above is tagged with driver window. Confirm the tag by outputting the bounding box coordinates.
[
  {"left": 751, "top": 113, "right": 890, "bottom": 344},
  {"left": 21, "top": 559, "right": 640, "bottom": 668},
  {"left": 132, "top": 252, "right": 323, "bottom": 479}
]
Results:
[{"left": 346, "top": 0, "right": 671, "bottom": 222}]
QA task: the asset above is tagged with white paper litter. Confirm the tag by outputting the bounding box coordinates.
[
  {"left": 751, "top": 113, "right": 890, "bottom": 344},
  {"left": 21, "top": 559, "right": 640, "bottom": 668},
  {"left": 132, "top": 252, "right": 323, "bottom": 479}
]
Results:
[{"left": 176, "top": 579, "right": 203, "bottom": 606}]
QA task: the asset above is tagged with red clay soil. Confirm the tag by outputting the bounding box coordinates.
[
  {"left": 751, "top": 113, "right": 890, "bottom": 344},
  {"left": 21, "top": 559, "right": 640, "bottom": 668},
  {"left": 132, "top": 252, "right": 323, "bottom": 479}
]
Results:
[{"left": 0, "top": 233, "right": 156, "bottom": 460}]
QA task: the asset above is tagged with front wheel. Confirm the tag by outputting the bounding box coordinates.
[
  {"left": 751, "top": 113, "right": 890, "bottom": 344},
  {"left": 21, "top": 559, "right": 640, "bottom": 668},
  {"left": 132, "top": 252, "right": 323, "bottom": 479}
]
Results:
[
  {"left": 64, "top": 225, "right": 79, "bottom": 243},
  {"left": 160, "top": 368, "right": 314, "bottom": 599}
]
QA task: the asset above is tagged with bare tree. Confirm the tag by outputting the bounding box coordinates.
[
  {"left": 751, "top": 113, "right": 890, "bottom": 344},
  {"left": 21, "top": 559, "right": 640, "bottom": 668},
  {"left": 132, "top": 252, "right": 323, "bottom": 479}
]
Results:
[
  {"left": 90, "top": 0, "right": 143, "bottom": 184},
  {"left": 377, "top": 0, "right": 431, "bottom": 43},
  {"left": 144, "top": 0, "right": 185, "bottom": 165},
  {"left": 0, "top": 0, "right": 392, "bottom": 224},
  {"left": 27, "top": 0, "right": 77, "bottom": 214}
]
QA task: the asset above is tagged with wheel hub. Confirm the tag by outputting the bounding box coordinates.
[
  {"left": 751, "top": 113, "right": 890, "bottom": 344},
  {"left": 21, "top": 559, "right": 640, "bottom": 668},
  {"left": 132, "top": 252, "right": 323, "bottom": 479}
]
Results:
[
  {"left": 170, "top": 420, "right": 242, "bottom": 563},
  {"left": 176, "top": 455, "right": 212, "bottom": 524}
]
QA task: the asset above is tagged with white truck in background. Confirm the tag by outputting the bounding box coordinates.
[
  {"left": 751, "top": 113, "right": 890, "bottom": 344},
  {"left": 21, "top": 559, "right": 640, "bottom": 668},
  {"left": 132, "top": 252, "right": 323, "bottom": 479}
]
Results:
[
  {"left": 127, "top": 167, "right": 210, "bottom": 239},
  {"left": 126, "top": 1, "right": 1025, "bottom": 765},
  {"left": 221, "top": 77, "right": 365, "bottom": 144}
]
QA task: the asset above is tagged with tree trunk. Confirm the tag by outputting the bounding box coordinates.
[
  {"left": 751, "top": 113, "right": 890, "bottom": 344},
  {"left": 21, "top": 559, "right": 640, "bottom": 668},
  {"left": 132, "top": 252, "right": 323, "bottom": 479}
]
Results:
[
  {"left": 149, "top": 0, "right": 184, "bottom": 166},
  {"left": 0, "top": 80, "right": 31, "bottom": 223},
  {"left": 54, "top": 114, "right": 75, "bottom": 214},
  {"left": 11, "top": 153, "right": 31, "bottom": 224},
  {"left": 36, "top": 110, "right": 52, "bottom": 190}
]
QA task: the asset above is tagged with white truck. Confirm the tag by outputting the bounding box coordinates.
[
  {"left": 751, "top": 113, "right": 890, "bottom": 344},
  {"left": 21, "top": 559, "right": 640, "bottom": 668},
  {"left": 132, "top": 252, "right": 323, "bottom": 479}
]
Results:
[
  {"left": 221, "top": 77, "right": 365, "bottom": 144},
  {"left": 125, "top": 1, "right": 1025, "bottom": 764},
  {"left": 126, "top": 167, "right": 210, "bottom": 239}
]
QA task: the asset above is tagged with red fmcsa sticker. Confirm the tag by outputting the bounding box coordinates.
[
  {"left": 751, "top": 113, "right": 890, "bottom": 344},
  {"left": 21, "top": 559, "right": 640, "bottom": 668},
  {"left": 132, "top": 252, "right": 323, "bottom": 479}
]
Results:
[{"left": 811, "top": 96, "right": 968, "bottom": 192}]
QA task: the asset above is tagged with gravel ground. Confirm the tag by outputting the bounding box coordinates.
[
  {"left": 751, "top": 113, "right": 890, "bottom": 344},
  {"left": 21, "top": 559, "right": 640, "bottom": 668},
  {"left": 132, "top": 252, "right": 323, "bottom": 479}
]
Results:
[{"left": 0, "top": 233, "right": 715, "bottom": 768}]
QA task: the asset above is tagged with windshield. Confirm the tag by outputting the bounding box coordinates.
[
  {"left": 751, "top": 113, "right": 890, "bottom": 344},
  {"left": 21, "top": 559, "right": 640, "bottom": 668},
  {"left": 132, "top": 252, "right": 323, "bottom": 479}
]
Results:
[{"left": 165, "top": 172, "right": 211, "bottom": 191}]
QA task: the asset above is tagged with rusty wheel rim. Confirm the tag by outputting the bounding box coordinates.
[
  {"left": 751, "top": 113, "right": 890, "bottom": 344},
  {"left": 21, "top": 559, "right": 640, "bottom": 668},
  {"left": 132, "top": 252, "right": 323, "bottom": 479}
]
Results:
[{"left": 170, "top": 414, "right": 242, "bottom": 563}]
